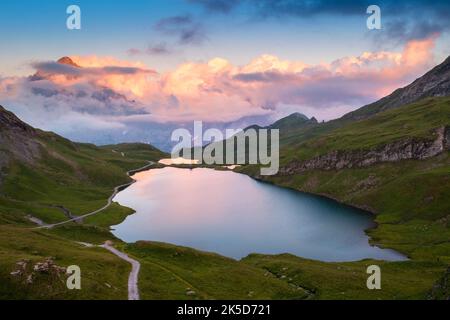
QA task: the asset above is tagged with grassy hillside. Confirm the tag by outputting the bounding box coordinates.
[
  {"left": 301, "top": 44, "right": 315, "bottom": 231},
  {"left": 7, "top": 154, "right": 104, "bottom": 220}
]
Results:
[
  {"left": 1, "top": 95, "right": 449, "bottom": 300},
  {"left": 0, "top": 111, "right": 172, "bottom": 299},
  {"left": 242, "top": 254, "right": 444, "bottom": 300},
  {"left": 143, "top": 97, "right": 449, "bottom": 299},
  {"left": 242, "top": 152, "right": 450, "bottom": 260},
  {"left": 239, "top": 98, "right": 450, "bottom": 259},
  {"left": 0, "top": 130, "right": 166, "bottom": 221},
  {"left": 124, "top": 241, "right": 309, "bottom": 300},
  {"left": 279, "top": 97, "right": 450, "bottom": 163},
  {"left": 186, "top": 97, "right": 449, "bottom": 166},
  {"left": 0, "top": 108, "right": 316, "bottom": 300},
  {"left": 236, "top": 97, "right": 450, "bottom": 299},
  {"left": 0, "top": 225, "right": 130, "bottom": 300}
]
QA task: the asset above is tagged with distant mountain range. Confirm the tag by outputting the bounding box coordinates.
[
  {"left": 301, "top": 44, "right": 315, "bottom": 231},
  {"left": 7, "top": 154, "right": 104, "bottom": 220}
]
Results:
[
  {"left": 3, "top": 55, "right": 450, "bottom": 167},
  {"left": 0, "top": 55, "right": 449, "bottom": 300},
  {"left": 15, "top": 55, "right": 450, "bottom": 153}
]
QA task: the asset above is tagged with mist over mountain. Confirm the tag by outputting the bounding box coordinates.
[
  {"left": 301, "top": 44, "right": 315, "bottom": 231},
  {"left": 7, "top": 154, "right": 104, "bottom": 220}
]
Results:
[
  {"left": 53, "top": 113, "right": 275, "bottom": 152},
  {"left": 2, "top": 54, "right": 449, "bottom": 152},
  {"left": 1, "top": 56, "right": 281, "bottom": 152}
]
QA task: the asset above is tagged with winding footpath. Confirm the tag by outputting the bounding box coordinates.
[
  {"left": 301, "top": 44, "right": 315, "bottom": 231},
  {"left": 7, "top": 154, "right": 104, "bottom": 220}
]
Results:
[
  {"left": 36, "top": 161, "right": 155, "bottom": 229},
  {"left": 31, "top": 160, "right": 155, "bottom": 300},
  {"left": 77, "top": 241, "right": 141, "bottom": 300},
  {"left": 100, "top": 241, "right": 141, "bottom": 300}
]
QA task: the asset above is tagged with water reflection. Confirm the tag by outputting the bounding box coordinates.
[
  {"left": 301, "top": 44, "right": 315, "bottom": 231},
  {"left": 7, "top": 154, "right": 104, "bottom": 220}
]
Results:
[
  {"left": 112, "top": 167, "right": 406, "bottom": 261},
  {"left": 158, "top": 158, "right": 199, "bottom": 165}
]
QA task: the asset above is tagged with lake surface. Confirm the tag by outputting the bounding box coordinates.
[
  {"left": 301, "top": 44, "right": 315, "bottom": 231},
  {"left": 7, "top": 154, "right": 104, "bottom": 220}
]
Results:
[{"left": 112, "top": 167, "right": 406, "bottom": 261}]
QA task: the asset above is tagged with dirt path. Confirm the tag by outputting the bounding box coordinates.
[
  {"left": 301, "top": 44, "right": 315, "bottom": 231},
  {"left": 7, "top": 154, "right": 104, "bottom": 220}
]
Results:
[
  {"left": 26, "top": 215, "right": 49, "bottom": 227},
  {"left": 50, "top": 205, "right": 83, "bottom": 223},
  {"left": 35, "top": 161, "right": 154, "bottom": 229},
  {"left": 27, "top": 161, "right": 154, "bottom": 299},
  {"left": 100, "top": 241, "right": 140, "bottom": 300},
  {"left": 75, "top": 241, "right": 141, "bottom": 300}
]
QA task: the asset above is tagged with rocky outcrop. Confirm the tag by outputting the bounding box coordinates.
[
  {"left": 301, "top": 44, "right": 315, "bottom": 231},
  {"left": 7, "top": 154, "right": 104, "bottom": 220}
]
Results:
[
  {"left": 281, "top": 127, "right": 449, "bottom": 174},
  {"left": 30, "top": 56, "right": 80, "bottom": 81},
  {"left": 378, "top": 56, "right": 450, "bottom": 111},
  {"left": 0, "top": 106, "right": 42, "bottom": 184},
  {"left": 0, "top": 105, "right": 36, "bottom": 135},
  {"left": 10, "top": 257, "right": 66, "bottom": 285},
  {"left": 0, "top": 106, "right": 40, "bottom": 162},
  {"left": 57, "top": 56, "right": 81, "bottom": 68},
  {"left": 445, "top": 126, "right": 450, "bottom": 150}
]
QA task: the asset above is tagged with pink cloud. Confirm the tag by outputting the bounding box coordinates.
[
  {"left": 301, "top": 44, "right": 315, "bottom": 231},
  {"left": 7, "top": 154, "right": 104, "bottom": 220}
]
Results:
[{"left": 0, "top": 36, "right": 440, "bottom": 126}]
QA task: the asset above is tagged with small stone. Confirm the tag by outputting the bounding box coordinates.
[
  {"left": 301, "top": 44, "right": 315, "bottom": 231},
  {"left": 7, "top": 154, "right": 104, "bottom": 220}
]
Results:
[{"left": 26, "top": 274, "right": 33, "bottom": 284}]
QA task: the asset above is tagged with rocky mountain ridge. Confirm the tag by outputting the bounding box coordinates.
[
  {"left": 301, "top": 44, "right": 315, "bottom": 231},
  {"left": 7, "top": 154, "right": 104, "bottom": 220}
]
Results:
[
  {"left": 344, "top": 56, "right": 450, "bottom": 121},
  {"left": 0, "top": 106, "right": 42, "bottom": 176},
  {"left": 281, "top": 126, "right": 450, "bottom": 174}
]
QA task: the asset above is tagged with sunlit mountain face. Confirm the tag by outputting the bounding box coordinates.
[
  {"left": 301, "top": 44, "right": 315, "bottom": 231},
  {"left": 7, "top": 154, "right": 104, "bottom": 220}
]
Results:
[{"left": 0, "top": 0, "right": 449, "bottom": 150}]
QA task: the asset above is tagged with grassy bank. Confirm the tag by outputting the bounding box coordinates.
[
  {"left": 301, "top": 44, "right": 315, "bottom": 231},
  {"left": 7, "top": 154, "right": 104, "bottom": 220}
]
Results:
[
  {"left": 0, "top": 133, "right": 168, "bottom": 299},
  {"left": 1, "top": 97, "right": 449, "bottom": 299},
  {"left": 234, "top": 98, "right": 450, "bottom": 299}
]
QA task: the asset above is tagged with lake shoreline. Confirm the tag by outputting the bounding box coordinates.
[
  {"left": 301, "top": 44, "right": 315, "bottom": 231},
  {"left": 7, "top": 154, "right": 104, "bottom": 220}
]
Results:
[
  {"left": 236, "top": 170, "right": 411, "bottom": 260},
  {"left": 113, "top": 164, "right": 408, "bottom": 262}
]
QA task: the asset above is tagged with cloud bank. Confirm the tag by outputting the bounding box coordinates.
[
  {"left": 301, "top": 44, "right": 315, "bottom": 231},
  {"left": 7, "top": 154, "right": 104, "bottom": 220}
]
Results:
[{"left": 0, "top": 36, "right": 440, "bottom": 147}]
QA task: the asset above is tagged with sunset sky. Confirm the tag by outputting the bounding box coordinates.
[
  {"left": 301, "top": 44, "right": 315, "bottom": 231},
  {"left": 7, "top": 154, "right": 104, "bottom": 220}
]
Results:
[{"left": 0, "top": 0, "right": 450, "bottom": 146}]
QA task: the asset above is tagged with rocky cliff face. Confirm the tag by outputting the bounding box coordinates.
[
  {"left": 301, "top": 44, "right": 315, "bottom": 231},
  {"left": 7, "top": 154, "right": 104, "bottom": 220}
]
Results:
[
  {"left": 0, "top": 106, "right": 42, "bottom": 180},
  {"left": 445, "top": 126, "right": 450, "bottom": 150},
  {"left": 380, "top": 57, "right": 450, "bottom": 110},
  {"left": 0, "top": 106, "right": 37, "bottom": 135},
  {"left": 281, "top": 126, "right": 449, "bottom": 174}
]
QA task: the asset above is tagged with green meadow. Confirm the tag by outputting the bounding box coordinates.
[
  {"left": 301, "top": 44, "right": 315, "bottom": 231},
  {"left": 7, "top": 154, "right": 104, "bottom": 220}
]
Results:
[{"left": 0, "top": 98, "right": 449, "bottom": 299}]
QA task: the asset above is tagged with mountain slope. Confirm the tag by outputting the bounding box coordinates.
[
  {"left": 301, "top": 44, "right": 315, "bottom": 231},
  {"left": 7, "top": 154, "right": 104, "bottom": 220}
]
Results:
[
  {"left": 234, "top": 59, "right": 450, "bottom": 299},
  {"left": 267, "top": 56, "right": 450, "bottom": 148},
  {"left": 279, "top": 97, "right": 450, "bottom": 165},
  {"left": 2, "top": 56, "right": 450, "bottom": 299},
  {"left": 183, "top": 112, "right": 319, "bottom": 163},
  {"left": 57, "top": 56, "right": 81, "bottom": 68},
  {"left": 0, "top": 106, "right": 41, "bottom": 177},
  {"left": 0, "top": 105, "right": 168, "bottom": 221},
  {"left": 0, "top": 106, "right": 314, "bottom": 300},
  {"left": 343, "top": 56, "right": 450, "bottom": 121},
  {"left": 237, "top": 99, "right": 450, "bottom": 299},
  {"left": 269, "top": 112, "right": 316, "bottom": 130},
  {"left": 0, "top": 104, "right": 170, "bottom": 299}
]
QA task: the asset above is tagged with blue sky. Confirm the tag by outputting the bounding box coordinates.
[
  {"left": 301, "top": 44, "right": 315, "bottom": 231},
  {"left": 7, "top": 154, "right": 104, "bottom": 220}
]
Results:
[
  {"left": 3, "top": 0, "right": 448, "bottom": 76},
  {"left": 0, "top": 0, "right": 449, "bottom": 144}
]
